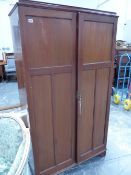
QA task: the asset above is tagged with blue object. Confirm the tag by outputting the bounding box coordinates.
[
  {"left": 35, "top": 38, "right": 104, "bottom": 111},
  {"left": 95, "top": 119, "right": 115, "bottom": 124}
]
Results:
[{"left": 116, "top": 53, "right": 131, "bottom": 101}]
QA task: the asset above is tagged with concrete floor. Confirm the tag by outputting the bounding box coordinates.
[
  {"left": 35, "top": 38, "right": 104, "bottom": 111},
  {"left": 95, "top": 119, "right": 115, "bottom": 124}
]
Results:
[
  {"left": 60, "top": 104, "right": 131, "bottom": 175},
  {"left": 0, "top": 81, "right": 19, "bottom": 107},
  {"left": 0, "top": 82, "right": 131, "bottom": 175}
]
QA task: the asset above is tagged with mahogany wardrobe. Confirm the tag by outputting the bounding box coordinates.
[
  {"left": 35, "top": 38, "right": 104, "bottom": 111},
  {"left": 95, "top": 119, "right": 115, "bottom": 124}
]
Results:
[{"left": 9, "top": 1, "right": 118, "bottom": 175}]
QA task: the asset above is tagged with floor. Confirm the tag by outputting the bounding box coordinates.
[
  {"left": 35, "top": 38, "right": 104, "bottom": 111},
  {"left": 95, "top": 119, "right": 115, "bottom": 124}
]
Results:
[
  {"left": 0, "top": 81, "right": 20, "bottom": 107},
  {"left": 0, "top": 81, "right": 35, "bottom": 174},
  {"left": 60, "top": 103, "right": 131, "bottom": 175},
  {"left": 0, "top": 82, "right": 131, "bottom": 175}
]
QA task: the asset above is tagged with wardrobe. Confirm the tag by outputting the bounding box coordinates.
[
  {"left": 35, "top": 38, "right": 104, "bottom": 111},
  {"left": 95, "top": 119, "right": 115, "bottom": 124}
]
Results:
[{"left": 9, "top": 1, "right": 118, "bottom": 174}]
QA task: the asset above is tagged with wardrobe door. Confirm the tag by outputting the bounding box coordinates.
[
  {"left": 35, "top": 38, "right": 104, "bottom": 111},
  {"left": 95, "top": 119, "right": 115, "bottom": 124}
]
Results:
[
  {"left": 77, "top": 13, "right": 117, "bottom": 162},
  {"left": 19, "top": 7, "right": 76, "bottom": 175}
]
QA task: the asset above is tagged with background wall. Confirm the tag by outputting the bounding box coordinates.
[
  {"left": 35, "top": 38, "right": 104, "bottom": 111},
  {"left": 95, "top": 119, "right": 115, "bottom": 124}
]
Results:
[
  {"left": 97, "top": 0, "right": 131, "bottom": 42},
  {"left": 0, "top": 0, "right": 131, "bottom": 52},
  {"left": 0, "top": 1, "right": 14, "bottom": 52},
  {"left": 37, "top": 0, "right": 99, "bottom": 8}
]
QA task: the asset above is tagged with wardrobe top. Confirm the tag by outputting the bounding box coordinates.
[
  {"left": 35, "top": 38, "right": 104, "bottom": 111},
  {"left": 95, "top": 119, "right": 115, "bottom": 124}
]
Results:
[{"left": 9, "top": 0, "right": 118, "bottom": 17}]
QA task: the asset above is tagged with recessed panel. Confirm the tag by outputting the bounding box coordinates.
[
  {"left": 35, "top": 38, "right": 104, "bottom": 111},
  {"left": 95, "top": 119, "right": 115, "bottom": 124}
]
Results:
[
  {"left": 82, "top": 21, "right": 113, "bottom": 63},
  {"left": 26, "top": 17, "right": 74, "bottom": 68},
  {"left": 54, "top": 73, "right": 75, "bottom": 164},
  {"left": 31, "top": 75, "right": 55, "bottom": 171},
  {"left": 93, "top": 68, "right": 110, "bottom": 148},
  {"left": 79, "top": 70, "right": 95, "bottom": 154}
]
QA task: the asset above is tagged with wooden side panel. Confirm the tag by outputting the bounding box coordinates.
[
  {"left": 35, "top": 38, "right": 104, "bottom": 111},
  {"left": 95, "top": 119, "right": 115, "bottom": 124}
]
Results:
[
  {"left": 10, "top": 8, "right": 27, "bottom": 106},
  {"left": 93, "top": 68, "right": 110, "bottom": 148},
  {"left": 31, "top": 75, "right": 55, "bottom": 170},
  {"left": 79, "top": 70, "right": 95, "bottom": 154}
]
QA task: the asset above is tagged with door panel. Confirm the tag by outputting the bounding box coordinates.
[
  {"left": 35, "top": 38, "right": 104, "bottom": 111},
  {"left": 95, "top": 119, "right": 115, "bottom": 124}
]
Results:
[
  {"left": 79, "top": 70, "right": 95, "bottom": 154},
  {"left": 31, "top": 75, "right": 55, "bottom": 170},
  {"left": 77, "top": 12, "right": 116, "bottom": 162},
  {"left": 54, "top": 73, "right": 74, "bottom": 164},
  {"left": 21, "top": 7, "right": 76, "bottom": 175},
  {"left": 82, "top": 21, "right": 113, "bottom": 63},
  {"left": 93, "top": 68, "right": 110, "bottom": 148},
  {"left": 25, "top": 17, "right": 74, "bottom": 68}
]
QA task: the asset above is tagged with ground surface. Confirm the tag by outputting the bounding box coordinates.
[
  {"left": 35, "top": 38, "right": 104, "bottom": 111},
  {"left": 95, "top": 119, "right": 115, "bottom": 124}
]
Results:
[
  {"left": 0, "top": 81, "right": 19, "bottom": 107},
  {"left": 60, "top": 103, "right": 131, "bottom": 175}
]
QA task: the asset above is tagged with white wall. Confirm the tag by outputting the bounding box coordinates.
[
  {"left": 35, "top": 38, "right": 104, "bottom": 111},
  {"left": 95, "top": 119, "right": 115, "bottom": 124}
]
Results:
[
  {"left": 0, "top": 1, "right": 14, "bottom": 52},
  {"left": 37, "top": 0, "right": 99, "bottom": 8},
  {"left": 123, "top": 0, "right": 131, "bottom": 42},
  {"left": 97, "top": 0, "right": 131, "bottom": 41}
]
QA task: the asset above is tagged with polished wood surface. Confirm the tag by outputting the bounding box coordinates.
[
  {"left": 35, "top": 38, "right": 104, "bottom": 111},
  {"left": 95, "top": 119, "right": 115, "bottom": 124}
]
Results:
[
  {"left": 9, "top": 2, "right": 118, "bottom": 175},
  {"left": 79, "top": 70, "right": 95, "bottom": 154},
  {"left": 17, "top": 6, "right": 76, "bottom": 175},
  {"left": 54, "top": 73, "right": 75, "bottom": 164},
  {"left": 77, "top": 12, "right": 117, "bottom": 162},
  {"left": 82, "top": 21, "right": 113, "bottom": 63},
  {"left": 32, "top": 75, "right": 55, "bottom": 170},
  {"left": 93, "top": 68, "right": 110, "bottom": 148},
  {"left": 23, "top": 8, "right": 74, "bottom": 68}
]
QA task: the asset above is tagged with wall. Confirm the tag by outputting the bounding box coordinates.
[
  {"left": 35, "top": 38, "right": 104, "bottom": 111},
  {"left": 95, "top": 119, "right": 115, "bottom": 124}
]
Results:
[
  {"left": 97, "top": 0, "right": 131, "bottom": 42},
  {"left": 0, "top": 1, "right": 14, "bottom": 52},
  {"left": 123, "top": 0, "right": 131, "bottom": 42},
  {"left": 37, "top": 0, "right": 99, "bottom": 8}
]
